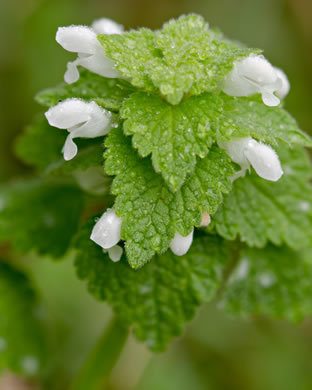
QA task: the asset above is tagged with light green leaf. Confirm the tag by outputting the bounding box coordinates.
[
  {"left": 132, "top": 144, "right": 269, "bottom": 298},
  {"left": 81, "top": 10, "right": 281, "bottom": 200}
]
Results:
[
  {"left": 15, "top": 116, "right": 66, "bottom": 172},
  {"left": 0, "top": 262, "right": 45, "bottom": 376},
  {"left": 0, "top": 180, "right": 84, "bottom": 258},
  {"left": 99, "top": 15, "right": 254, "bottom": 105},
  {"left": 104, "top": 127, "right": 234, "bottom": 268},
  {"left": 121, "top": 92, "right": 223, "bottom": 191},
  {"left": 222, "top": 245, "right": 312, "bottom": 322},
  {"left": 75, "top": 220, "right": 229, "bottom": 351},
  {"left": 212, "top": 146, "right": 312, "bottom": 250},
  {"left": 217, "top": 95, "right": 312, "bottom": 146},
  {"left": 36, "top": 69, "right": 133, "bottom": 112}
]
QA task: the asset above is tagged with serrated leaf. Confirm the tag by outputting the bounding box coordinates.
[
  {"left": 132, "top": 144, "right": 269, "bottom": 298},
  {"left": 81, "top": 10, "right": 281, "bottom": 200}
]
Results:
[
  {"left": 221, "top": 245, "right": 312, "bottom": 322},
  {"left": 213, "top": 146, "right": 312, "bottom": 250},
  {"left": 0, "top": 262, "right": 45, "bottom": 376},
  {"left": 75, "top": 220, "right": 229, "bottom": 351},
  {"left": 217, "top": 95, "right": 312, "bottom": 147},
  {"left": 104, "top": 127, "right": 234, "bottom": 268},
  {"left": 36, "top": 69, "right": 133, "bottom": 112},
  {"left": 99, "top": 15, "right": 254, "bottom": 105},
  {"left": 0, "top": 180, "right": 84, "bottom": 257},
  {"left": 15, "top": 115, "right": 105, "bottom": 176},
  {"left": 121, "top": 92, "right": 223, "bottom": 191},
  {"left": 154, "top": 15, "right": 257, "bottom": 104}
]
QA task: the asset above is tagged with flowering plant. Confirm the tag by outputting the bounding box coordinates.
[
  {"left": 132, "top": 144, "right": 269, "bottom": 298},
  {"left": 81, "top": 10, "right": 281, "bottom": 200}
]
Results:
[{"left": 2, "top": 14, "right": 312, "bottom": 387}]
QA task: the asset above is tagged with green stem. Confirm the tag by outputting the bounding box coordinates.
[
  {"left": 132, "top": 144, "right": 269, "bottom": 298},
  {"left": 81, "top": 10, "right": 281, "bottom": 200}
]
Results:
[{"left": 70, "top": 315, "right": 129, "bottom": 390}]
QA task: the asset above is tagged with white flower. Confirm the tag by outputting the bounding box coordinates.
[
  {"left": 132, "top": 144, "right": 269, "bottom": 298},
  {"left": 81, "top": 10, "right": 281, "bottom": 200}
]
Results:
[
  {"left": 56, "top": 19, "right": 123, "bottom": 84},
  {"left": 170, "top": 230, "right": 194, "bottom": 256},
  {"left": 91, "top": 18, "right": 124, "bottom": 35},
  {"left": 90, "top": 208, "right": 122, "bottom": 249},
  {"left": 219, "top": 137, "right": 283, "bottom": 182},
  {"left": 222, "top": 54, "right": 289, "bottom": 107},
  {"left": 45, "top": 99, "right": 112, "bottom": 161},
  {"left": 274, "top": 67, "right": 290, "bottom": 99}
]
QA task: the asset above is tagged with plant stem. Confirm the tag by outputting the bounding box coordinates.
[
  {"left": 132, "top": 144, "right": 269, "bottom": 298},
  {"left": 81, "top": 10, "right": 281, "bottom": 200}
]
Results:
[{"left": 70, "top": 315, "right": 129, "bottom": 390}]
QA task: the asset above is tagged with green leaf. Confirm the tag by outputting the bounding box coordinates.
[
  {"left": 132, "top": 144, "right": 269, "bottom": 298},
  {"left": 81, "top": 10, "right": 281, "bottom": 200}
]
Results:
[
  {"left": 154, "top": 15, "right": 256, "bottom": 104},
  {"left": 15, "top": 116, "right": 66, "bottom": 172},
  {"left": 0, "top": 180, "right": 84, "bottom": 258},
  {"left": 99, "top": 15, "right": 254, "bottom": 105},
  {"left": 75, "top": 220, "right": 229, "bottom": 351},
  {"left": 15, "top": 115, "right": 105, "bottom": 176},
  {"left": 213, "top": 146, "right": 312, "bottom": 250},
  {"left": 217, "top": 95, "right": 312, "bottom": 147},
  {"left": 0, "top": 262, "right": 45, "bottom": 376},
  {"left": 35, "top": 69, "right": 133, "bottom": 112},
  {"left": 121, "top": 92, "right": 223, "bottom": 191},
  {"left": 104, "top": 127, "right": 234, "bottom": 268},
  {"left": 221, "top": 245, "right": 312, "bottom": 322}
]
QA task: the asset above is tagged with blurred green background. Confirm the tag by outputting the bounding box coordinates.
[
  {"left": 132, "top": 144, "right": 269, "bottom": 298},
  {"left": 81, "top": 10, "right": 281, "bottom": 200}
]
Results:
[{"left": 1, "top": 0, "right": 312, "bottom": 389}]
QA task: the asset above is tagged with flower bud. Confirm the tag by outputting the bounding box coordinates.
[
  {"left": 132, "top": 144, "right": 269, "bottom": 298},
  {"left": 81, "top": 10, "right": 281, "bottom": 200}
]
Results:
[
  {"left": 91, "top": 208, "right": 122, "bottom": 249},
  {"left": 170, "top": 230, "right": 193, "bottom": 256},
  {"left": 200, "top": 212, "right": 211, "bottom": 227}
]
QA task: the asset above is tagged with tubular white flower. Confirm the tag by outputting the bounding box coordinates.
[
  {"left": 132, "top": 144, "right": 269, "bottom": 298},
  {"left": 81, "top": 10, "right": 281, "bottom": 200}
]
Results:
[
  {"left": 45, "top": 98, "right": 112, "bottom": 161},
  {"left": 274, "top": 67, "right": 290, "bottom": 99},
  {"left": 56, "top": 20, "right": 123, "bottom": 84},
  {"left": 170, "top": 230, "right": 194, "bottom": 256},
  {"left": 223, "top": 54, "right": 286, "bottom": 107},
  {"left": 90, "top": 208, "right": 122, "bottom": 249},
  {"left": 91, "top": 18, "right": 124, "bottom": 35},
  {"left": 219, "top": 137, "right": 283, "bottom": 182}
]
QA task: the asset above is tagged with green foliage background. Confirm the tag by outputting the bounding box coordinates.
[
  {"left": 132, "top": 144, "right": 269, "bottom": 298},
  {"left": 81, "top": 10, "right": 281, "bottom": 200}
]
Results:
[{"left": 1, "top": 0, "right": 312, "bottom": 388}]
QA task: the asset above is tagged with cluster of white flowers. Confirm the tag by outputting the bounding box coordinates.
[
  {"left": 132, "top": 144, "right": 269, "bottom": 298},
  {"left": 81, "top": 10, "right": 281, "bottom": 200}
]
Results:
[{"left": 44, "top": 19, "right": 290, "bottom": 260}]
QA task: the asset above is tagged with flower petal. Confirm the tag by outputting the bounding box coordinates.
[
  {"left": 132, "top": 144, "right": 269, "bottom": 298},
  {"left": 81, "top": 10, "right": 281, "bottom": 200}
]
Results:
[
  {"left": 64, "top": 61, "right": 80, "bottom": 84},
  {"left": 107, "top": 245, "right": 123, "bottom": 262},
  {"left": 56, "top": 26, "right": 99, "bottom": 54},
  {"left": 244, "top": 139, "right": 283, "bottom": 181},
  {"left": 275, "top": 67, "right": 290, "bottom": 99},
  {"left": 91, "top": 18, "right": 124, "bottom": 35},
  {"left": 62, "top": 134, "right": 78, "bottom": 161},
  {"left": 90, "top": 208, "right": 122, "bottom": 249},
  {"left": 77, "top": 51, "right": 121, "bottom": 78},
  {"left": 170, "top": 230, "right": 193, "bottom": 256},
  {"left": 70, "top": 101, "right": 112, "bottom": 138},
  {"left": 218, "top": 138, "right": 251, "bottom": 169},
  {"left": 261, "top": 91, "right": 280, "bottom": 107},
  {"left": 45, "top": 99, "right": 90, "bottom": 129}
]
